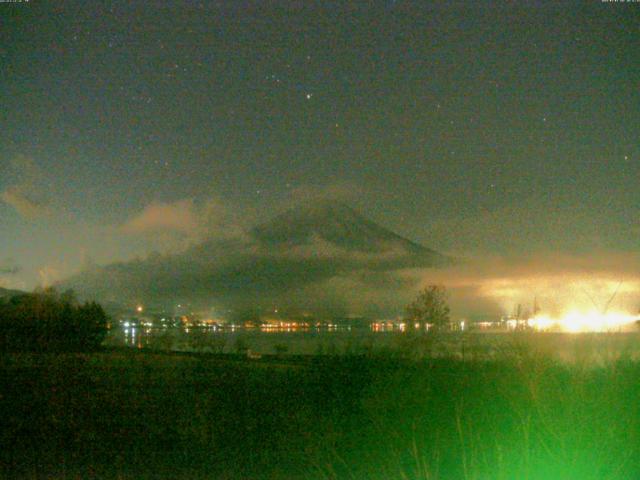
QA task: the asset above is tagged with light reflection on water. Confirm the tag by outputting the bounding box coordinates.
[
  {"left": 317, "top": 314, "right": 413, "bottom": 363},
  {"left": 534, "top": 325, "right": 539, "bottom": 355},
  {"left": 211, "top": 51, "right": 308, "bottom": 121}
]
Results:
[
  {"left": 108, "top": 325, "right": 385, "bottom": 355},
  {"left": 105, "top": 326, "right": 640, "bottom": 362}
]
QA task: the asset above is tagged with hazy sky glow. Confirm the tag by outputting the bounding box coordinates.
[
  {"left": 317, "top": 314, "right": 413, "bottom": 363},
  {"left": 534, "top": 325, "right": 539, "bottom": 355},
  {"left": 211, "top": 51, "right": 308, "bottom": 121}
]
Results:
[{"left": 1, "top": 1, "right": 639, "bottom": 290}]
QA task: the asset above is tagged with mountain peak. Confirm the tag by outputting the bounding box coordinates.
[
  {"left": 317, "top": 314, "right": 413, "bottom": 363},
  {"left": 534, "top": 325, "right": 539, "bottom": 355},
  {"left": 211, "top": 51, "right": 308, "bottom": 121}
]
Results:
[
  {"left": 251, "top": 201, "right": 443, "bottom": 260},
  {"left": 60, "top": 202, "right": 451, "bottom": 311}
]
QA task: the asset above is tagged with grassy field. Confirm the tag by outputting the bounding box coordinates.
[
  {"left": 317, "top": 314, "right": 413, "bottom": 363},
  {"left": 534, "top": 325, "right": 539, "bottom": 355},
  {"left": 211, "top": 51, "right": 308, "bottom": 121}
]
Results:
[{"left": 1, "top": 342, "right": 640, "bottom": 479}]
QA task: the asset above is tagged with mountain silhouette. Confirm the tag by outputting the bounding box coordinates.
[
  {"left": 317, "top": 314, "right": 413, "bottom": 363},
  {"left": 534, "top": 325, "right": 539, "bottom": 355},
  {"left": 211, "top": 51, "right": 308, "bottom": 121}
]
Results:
[
  {"left": 252, "top": 201, "right": 438, "bottom": 256},
  {"left": 0, "top": 287, "right": 24, "bottom": 299},
  {"left": 61, "top": 202, "right": 451, "bottom": 315}
]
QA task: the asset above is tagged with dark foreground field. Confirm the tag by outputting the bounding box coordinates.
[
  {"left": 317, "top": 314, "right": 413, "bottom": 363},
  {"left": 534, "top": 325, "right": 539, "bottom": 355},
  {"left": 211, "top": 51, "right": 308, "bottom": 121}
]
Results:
[{"left": 2, "top": 345, "right": 640, "bottom": 479}]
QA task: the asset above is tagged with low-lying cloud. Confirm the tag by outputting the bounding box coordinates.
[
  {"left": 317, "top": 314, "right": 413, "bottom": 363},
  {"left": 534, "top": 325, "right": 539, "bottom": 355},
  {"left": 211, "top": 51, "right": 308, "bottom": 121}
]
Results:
[
  {"left": 120, "top": 196, "right": 246, "bottom": 252},
  {"left": 0, "top": 259, "right": 20, "bottom": 275},
  {"left": 1, "top": 186, "right": 51, "bottom": 219},
  {"left": 399, "top": 251, "right": 640, "bottom": 320},
  {"left": 55, "top": 192, "right": 640, "bottom": 323},
  {"left": 1, "top": 156, "right": 52, "bottom": 219},
  {"left": 121, "top": 199, "right": 199, "bottom": 235}
]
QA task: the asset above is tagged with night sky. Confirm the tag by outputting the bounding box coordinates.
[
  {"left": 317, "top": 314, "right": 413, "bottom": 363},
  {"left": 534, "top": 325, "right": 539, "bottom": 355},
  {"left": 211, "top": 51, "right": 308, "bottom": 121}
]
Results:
[{"left": 1, "top": 1, "right": 639, "bottom": 290}]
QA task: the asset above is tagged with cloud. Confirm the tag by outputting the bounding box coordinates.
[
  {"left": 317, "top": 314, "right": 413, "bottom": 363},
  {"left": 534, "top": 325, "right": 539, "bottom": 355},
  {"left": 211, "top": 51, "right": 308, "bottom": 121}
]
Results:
[
  {"left": 1, "top": 186, "right": 51, "bottom": 219},
  {"left": 121, "top": 199, "right": 199, "bottom": 235},
  {"left": 397, "top": 251, "right": 640, "bottom": 319},
  {"left": 0, "top": 258, "right": 20, "bottom": 275},
  {"left": 0, "top": 277, "right": 27, "bottom": 291},
  {"left": 1, "top": 156, "right": 52, "bottom": 219},
  {"left": 120, "top": 197, "right": 246, "bottom": 252},
  {"left": 61, "top": 189, "right": 640, "bottom": 323},
  {"left": 275, "top": 234, "right": 422, "bottom": 263}
]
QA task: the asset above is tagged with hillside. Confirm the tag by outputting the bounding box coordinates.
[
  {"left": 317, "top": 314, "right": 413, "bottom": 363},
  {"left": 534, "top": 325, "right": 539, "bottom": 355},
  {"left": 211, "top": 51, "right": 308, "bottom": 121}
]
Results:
[{"left": 61, "top": 202, "right": 451, "bottom": 315}]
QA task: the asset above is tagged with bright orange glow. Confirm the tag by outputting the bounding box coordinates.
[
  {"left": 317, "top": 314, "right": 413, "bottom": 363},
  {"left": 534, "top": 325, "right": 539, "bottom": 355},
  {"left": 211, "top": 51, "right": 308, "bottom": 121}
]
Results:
[
  {"left": 476, "top": 273, "right": 640, "bottom": 332},
  {"left": 525, "top": 311, "right": 640, "bottom": 332}
]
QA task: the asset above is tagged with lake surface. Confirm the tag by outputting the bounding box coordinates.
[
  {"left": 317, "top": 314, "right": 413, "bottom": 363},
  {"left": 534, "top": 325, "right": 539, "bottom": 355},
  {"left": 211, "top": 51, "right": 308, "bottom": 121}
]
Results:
[{"left": 104, "top": 326, "right": 640, "bottom": 363}]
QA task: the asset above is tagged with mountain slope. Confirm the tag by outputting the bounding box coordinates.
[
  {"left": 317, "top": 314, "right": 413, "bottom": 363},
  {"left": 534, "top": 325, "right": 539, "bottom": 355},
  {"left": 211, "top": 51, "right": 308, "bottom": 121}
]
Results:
[
  {"left": 252, "top": 201, "right": 449, "bottom": 264},
  {"left": 252, "top": 201, "right": 410, "bottom": 251},
  {"left": 61, "top": 202, "right": 451, "bottom": 313},
  {"left": 0, "top": 287, "right": 24, "bottom": 299}
]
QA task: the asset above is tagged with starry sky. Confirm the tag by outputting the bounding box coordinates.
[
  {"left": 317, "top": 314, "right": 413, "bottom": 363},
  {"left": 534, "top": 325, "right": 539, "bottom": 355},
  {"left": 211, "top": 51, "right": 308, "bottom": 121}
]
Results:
[{"left": 1, "top": 0, "right": 639, "bottom": 290}]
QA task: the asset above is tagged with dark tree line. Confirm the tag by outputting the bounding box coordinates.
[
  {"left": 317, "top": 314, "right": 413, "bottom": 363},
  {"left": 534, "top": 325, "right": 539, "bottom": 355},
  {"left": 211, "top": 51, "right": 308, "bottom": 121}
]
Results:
[{"left": 0, "top": 288, "right": 108, "bottom": 352}]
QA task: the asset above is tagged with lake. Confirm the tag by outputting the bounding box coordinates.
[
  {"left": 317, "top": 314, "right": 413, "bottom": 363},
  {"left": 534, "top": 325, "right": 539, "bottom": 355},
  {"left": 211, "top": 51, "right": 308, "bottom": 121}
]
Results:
[{"left": 104, "top": 325, "right": 640, "bottom": 363}]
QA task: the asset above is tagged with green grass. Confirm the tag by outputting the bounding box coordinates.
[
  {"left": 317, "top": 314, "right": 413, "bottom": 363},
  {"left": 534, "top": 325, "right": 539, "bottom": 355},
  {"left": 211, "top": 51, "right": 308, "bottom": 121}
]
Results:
[{"left": 1, "top": 345, "right": 639, "bottom": 479}]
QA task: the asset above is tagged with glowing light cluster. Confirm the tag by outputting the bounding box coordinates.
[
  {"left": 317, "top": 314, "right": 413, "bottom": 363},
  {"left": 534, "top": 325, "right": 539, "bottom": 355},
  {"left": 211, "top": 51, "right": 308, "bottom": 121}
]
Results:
[{"left": 526, "top": 311, "right": 640, "bottom": 333}]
